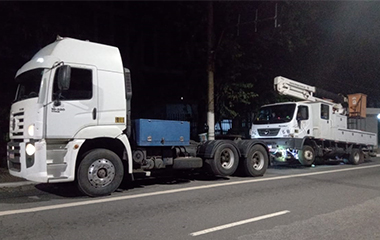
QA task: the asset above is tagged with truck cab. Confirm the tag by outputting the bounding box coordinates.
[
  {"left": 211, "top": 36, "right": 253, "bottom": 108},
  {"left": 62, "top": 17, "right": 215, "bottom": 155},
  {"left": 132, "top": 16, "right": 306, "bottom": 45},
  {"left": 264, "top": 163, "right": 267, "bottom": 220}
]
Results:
[
  {"left": 251, "top": 102, "right": 313, "bottom": 139},
  {"left": 8, "top": 37, "right": 133, "bottom": 185},
  {"left": 250, "top": 101, "right": 314, "bottom": 162}
]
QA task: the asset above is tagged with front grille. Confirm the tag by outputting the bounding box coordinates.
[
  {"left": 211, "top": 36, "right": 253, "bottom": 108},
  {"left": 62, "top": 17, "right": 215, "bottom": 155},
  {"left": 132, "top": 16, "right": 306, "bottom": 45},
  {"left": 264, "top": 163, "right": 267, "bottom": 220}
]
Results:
[
  {"left": 258, "top": 128, "right": 280, "bottom": 137},
  {"left": 10, "top": 111, "right": 24, "bottom": 138},
  {"left": 7, "top": 140, "right": 22, "bottom": 172}
]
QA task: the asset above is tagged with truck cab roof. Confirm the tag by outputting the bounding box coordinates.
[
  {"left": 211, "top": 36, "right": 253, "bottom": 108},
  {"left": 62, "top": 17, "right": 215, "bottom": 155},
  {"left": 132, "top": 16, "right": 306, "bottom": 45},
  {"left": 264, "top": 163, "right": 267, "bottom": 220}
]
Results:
[{"left": 16, "top": 37, "right": 124, "bottom": 77}]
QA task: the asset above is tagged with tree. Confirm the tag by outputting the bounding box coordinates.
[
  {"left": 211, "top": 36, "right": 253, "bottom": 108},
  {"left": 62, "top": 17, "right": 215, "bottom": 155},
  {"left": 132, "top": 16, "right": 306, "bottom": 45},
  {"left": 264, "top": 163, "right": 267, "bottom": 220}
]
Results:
[{"left": 208, "top": 1, "right": 328, "bottom": 135}]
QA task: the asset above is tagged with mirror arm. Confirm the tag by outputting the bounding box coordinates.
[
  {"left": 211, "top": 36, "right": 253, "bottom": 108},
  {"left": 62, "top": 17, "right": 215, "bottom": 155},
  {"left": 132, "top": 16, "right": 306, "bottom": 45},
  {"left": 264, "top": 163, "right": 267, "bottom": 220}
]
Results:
[{"left": 54, "top": 91, "right": 62, "bottom": 106}]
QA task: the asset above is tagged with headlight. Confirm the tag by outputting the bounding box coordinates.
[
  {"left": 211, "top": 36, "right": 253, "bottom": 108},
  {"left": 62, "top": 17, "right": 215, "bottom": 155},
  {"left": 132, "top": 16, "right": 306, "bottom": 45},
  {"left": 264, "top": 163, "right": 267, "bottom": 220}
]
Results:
[
  {"left": 281, "top": 129, "right": 290, "bottom": 134},
  {"left": 28, "top": 124, "right": 35, "bottom": 137},
  {"left": 26, "top": 143, "right": 36, "bottom": 156}
]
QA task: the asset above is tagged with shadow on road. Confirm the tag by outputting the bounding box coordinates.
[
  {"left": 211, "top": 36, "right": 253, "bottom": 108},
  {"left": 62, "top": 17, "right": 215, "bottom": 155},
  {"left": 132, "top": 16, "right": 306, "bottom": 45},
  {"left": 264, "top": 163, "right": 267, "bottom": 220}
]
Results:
[
  {"left": 31, "top": 171, "right": 230, "bottom": 198},
  {"left": 34, "top": 182, "right": 85, "bottom": 198}
]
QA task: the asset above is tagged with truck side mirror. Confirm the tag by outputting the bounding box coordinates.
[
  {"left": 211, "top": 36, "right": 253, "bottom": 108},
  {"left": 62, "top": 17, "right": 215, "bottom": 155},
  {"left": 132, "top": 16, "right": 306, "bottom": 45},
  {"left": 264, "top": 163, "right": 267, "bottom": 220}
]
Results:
[
  {"left": 54, "top": 65, "right": 71, "bottom": 106},
  {"left": 57, "top": 65, "right": 71, "bottom": 91}
]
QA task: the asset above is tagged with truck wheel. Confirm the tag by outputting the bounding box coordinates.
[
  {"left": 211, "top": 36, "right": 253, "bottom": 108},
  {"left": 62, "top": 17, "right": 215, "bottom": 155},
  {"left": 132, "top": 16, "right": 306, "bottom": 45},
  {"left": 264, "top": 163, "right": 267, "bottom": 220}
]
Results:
[
  {"left": 298, "top": 145, "right": 315, "bottom": 167},
  {"left": 77, "top": 149, "right": 124, "bottom": 197},
  {"left": 349, "top": 148, "right": 364, "bottom": 165},
  {"left": 206, "top": 143, "right": 239, "bottom": 176},
  {"left": 314, "top": 157, "right": 325, "bottom": 165},
  {"left": 243, "top": 145, "right": 268, "bottom": 177}
]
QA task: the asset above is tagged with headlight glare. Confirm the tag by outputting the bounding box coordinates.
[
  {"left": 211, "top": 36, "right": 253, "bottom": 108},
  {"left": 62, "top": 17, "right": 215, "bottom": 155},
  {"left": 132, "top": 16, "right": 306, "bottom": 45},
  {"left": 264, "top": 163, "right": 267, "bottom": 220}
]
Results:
[{"left": 26, "top": 143, "right": 36, "bottom": 156}]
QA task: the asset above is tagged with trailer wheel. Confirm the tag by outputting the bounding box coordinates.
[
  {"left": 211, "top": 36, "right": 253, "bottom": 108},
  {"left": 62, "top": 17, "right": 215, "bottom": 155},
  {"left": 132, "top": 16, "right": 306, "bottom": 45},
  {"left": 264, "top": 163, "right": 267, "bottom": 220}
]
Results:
[
  {"left": 77, "top": 149, "right": 124, "bottom": 197},
  {"left": 349, "top": 148, "right": 364, "bottom": 165},
  {"left": 206, "top": 143, "right": 239, "bottom": 176},
  {"left": 298, "top": 145, "right": 315, "bottom": 167},
  {"left": 243, "top": 145, "right": 268, "bottom": 177}
]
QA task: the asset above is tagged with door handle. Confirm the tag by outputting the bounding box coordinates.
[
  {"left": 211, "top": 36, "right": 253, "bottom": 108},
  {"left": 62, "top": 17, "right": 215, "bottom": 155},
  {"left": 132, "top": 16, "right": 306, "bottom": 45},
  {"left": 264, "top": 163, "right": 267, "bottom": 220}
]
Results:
[{"left": 92, "top": 108, "right": 97, "bottom": 120}]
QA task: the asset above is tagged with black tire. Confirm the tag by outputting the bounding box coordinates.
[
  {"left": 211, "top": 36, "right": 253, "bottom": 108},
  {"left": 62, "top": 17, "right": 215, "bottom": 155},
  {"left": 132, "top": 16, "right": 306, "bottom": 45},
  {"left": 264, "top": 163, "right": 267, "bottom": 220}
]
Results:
[
  {"left": 349, "top": 148, "right": 364, "bottom": 165},
  {"left": 77, "top": 149, "right": 124, "bottom": 197},
  {"left": 206, "top": 143, "right": 239, "bottom": 176},
  {"left": 243, "top": 145, "right": 268, "bottom": 177},
  {"left": 314, "top": 157, "right": 325, "bottom": 165},
  {"left": 298, "top": 145, "right": 315, "bottom": 166}
]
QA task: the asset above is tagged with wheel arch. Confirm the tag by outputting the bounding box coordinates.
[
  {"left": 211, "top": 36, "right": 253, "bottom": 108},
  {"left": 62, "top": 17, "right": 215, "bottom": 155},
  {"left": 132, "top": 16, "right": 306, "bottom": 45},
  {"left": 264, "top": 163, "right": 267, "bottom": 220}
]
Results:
[{"left": 76, "top": 137, "right": 129, "bottom": 172}]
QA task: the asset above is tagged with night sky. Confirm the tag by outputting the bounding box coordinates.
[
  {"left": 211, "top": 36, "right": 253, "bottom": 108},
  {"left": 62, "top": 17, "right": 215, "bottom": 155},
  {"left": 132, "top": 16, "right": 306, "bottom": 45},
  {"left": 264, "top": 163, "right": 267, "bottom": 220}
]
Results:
[
  {"left": 1, "top": 1, "right": 380, "bottom": 161},
  {"left": 296, "top": 1, "right": 380, "bottom": 104},
  {"left": 1, "top": 2, "right": 380, "bottom": 104}
]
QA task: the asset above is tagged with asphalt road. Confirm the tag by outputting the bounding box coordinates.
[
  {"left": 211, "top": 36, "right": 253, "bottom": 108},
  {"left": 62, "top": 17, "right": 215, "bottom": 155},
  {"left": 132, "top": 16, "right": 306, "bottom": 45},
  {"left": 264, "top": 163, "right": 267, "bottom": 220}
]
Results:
[{"left": 1, "top": 159, "right": 380, "bottom": 240}]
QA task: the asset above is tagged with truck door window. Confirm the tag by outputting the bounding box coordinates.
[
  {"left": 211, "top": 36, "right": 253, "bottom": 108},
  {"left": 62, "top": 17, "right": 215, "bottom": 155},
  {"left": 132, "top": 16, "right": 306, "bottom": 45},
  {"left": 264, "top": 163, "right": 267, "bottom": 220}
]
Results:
[
  {"left": 321, "top": 104, "right": 329, "bottom": 120},
  {"left": 296, "top": 106, "right": 308, "bottom": 120},
  {"left": 53, "top": 67, "right": 92, "bottom": 100}
]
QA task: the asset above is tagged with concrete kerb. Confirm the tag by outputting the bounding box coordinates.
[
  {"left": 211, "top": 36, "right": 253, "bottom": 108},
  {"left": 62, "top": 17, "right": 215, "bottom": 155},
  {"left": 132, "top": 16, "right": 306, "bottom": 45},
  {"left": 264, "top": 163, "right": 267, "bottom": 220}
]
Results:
[
  {"left": 0, "top": 167, "right": 34, "bottom": 188},
  {"left": 0, "top": 181, "right": 35, "bottom": 188}
]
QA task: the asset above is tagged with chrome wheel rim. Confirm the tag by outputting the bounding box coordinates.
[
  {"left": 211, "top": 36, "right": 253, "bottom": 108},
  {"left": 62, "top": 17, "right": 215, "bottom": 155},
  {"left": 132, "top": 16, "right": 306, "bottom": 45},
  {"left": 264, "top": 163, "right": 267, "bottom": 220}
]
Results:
[
  {"left": 88, "top": 159, "right": 115, "bottom": 188},
  {"left": 304, "top": 150, "right": 314, "bottom": 160}
]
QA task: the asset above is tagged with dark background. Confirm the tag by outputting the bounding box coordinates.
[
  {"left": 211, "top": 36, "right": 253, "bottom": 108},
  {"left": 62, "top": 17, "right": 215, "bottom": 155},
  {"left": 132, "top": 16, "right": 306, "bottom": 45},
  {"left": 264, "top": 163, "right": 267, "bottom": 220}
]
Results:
[{"left": 1, "top": 1, "right": 380, "bottom": 167}]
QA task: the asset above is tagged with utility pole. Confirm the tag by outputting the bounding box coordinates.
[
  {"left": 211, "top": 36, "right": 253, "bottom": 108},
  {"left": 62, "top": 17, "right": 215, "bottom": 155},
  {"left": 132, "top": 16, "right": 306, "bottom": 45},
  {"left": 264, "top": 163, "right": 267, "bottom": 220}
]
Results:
[
  {"left": 206, "top": 2, "right": 279, "bottom": 140},
  {"left": 207, "top": 1, "right": 215, "bottom": 140}
]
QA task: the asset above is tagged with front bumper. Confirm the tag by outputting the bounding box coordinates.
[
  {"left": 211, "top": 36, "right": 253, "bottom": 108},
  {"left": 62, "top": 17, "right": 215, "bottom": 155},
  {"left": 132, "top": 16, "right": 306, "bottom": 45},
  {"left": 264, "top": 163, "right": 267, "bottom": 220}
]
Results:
[
  {"left": 259, "top": 138, "right": 303, "bottom": 163},
  {"left": 7, "top": 139, "right": 82, "bottom": 183},
  {"left": 8, "top": 139, "right": 48, "bottom": 182}
]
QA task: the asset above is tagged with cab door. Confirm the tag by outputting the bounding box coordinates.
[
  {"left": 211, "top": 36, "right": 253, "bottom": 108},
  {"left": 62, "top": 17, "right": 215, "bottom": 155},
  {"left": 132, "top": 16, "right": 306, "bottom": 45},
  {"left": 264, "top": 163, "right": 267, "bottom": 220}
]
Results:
[
  {"left": 319, "top": 104, "right": 332, "bottom": 139},
  {"left": 46, "top": 65, "right": 98, "bottom": 139},
  {"left": 295, "top": 105, "right": 313, "bottom": 138}
]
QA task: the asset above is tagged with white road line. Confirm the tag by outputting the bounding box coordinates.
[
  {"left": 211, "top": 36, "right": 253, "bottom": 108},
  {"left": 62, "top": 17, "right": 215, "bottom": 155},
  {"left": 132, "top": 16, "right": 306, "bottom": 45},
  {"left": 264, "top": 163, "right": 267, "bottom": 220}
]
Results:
[
  {"left": 0, "top": 164, "right": 379, "bottom": 217},
  {"left": 190, "top": 210, "right": 290, "bottom": 237}
]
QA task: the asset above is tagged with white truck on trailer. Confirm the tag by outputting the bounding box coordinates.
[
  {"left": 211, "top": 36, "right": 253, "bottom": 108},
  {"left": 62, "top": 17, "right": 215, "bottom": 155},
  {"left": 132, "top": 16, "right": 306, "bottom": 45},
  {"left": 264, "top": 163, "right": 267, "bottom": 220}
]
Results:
[
  {"left": 7, "top": 37, "right": 269, "bottom": 196},
  {"left": 250, "top": 76, "right": 377, "bottom": 166}
]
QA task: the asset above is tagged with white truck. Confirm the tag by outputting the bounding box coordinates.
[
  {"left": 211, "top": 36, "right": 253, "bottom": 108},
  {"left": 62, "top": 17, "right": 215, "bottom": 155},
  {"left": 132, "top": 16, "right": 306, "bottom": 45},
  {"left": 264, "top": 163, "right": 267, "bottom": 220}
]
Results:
[
  {"left": 250, "top": 76, "right": 377, "bottom": 166},
  {"left": 7, "top": 37, "right": 270, "bottom": 196}
]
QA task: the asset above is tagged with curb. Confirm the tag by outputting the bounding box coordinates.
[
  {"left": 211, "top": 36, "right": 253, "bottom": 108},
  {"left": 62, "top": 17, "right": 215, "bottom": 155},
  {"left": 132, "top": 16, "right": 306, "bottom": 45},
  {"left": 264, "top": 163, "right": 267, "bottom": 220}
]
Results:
[{"left": 0, "top": 181, "right": 35, "bottom": 188}]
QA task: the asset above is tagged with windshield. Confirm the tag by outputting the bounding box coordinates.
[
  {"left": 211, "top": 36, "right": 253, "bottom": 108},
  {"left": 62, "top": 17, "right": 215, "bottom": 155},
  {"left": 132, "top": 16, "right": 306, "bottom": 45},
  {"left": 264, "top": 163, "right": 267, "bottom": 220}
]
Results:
[
  {"left": 15, "top": 68, "right": 45, "bottom": 102},
  {"left": 254, "top": 103, "right": 296, "bottom": 124}
]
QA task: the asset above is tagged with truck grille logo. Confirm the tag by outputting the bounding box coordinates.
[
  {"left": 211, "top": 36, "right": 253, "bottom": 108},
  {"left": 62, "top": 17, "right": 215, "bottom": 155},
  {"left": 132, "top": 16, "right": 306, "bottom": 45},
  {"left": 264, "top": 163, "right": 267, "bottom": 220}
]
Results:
[{"left": 258, "top": 128, "right": 280, "bottom": 136}]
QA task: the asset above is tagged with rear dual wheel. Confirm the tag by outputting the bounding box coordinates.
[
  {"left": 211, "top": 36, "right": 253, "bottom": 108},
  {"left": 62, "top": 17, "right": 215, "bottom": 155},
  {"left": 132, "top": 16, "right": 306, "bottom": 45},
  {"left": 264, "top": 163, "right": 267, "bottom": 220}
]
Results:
[
  {"left": 349, "top": 148, "right": 364, "bottom": 165},
  {"left": 243, "top": 145, "right": 268, "bottom": 177},
  {"left": 206, "top": 143, "right": 239, "bottom": 176}
]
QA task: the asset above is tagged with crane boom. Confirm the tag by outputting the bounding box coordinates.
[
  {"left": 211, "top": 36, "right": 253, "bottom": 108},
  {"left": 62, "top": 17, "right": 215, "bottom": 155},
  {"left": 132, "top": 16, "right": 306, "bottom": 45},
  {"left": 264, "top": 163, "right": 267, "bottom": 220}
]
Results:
[
  {"left": 274, "top": 76, "right": 347, "bottom": 114},
  {"left": 274, "top": 76, "right": 317, "bottom": 101}
]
